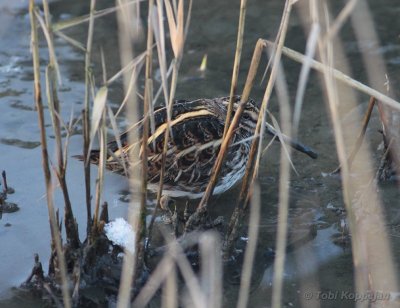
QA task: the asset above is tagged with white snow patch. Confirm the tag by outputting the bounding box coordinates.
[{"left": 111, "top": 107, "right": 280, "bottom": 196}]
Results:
[{"left": 104, "top": 218, "right": 136, "bottom": 254}]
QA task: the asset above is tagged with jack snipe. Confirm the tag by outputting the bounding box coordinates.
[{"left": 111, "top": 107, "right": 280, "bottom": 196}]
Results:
[{"left": 87, "top": 96, "right": 317, "bottom": 199}]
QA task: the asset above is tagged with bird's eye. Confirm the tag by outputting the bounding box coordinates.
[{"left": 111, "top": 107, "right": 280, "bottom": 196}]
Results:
[{"left": 242, "top": 113, "right": 251, "bottom": 120}]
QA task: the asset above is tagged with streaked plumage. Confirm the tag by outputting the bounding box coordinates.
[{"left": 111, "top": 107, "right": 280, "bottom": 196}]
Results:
[{"left": 88, "top": 96, "right": 316, "bottom": 199}]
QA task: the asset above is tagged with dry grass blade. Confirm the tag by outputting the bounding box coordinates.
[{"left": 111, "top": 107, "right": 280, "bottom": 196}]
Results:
[
  {"left": 164, "top": 0, "right": 184, "bottom": 59},
  {"left": 107, "top": 106, "right": 129, "bottom": 174},
  {"left": 34, "top": 8, "right": 62, "bottom": 84},
  {"left": 107, "top": 51, "right": 146, "bottom": 86},
  {"left": 115, "top": 60, "right": 146, "bottom": 118},
  {"left": 268, "top": 112, "right": 298, "bottom": 175},
  {"left": 322, "top": 0, "right": 358, "bottom": 46},
  {"left": 292, "top": 23, "right": 319, "bottom": 137},
  {"left": 52, "top": 0, "right": 144, "bottom": 31},
  {"left": 88, "top": 86, "right": 108, "bottom": 157},
  {"left": 92, "top": 112, "right": 107, "bottom": 229},
  {"left": 54, "top": 31, "right": 86, "bottom": 52}
]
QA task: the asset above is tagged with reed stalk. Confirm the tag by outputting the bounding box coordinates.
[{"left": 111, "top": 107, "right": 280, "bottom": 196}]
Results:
[
  {"left": 84, "top": 0, "right": 97, "bottom": 237},
  {"left": 92, "top": 107, "right": 107, "bottom": 232},
  {"left": 236, "top": 183, "right": 260, "bottom": 308},
  {"left": 29, "top": 1, "right": 71, "bottom": 307},
  {"left": 199, "top": 232, "right": 222, "bottom": 308},
  {"left": 350, "top": 0, "right": 400, "bottom": 180},
  {"left": 223, "top": 0, "right": 294, "bottom": 257},
  {"left": 37, "top": 0, "right": 79, "bottom": 247},
  {"left": 332, "top": 96, "right": 376, "bottom": 173},
  {"left": 269, "top": 42, "right": 400, "bottom": 110},
  {"left": 45, "top": 65, "right": 80, "bottom": 248},
  {"left": 153, "top": 0, "right": 192, "bottom": 223},
  {"left": 186, "top": 39, "right": 265, "bottom": 229},
  {"left": 115, "top": 0, "right": 142, "bottom": 305},
  {"left": 223, "top": 0, "right": 247, "bottom": 138},
  {"left": 270, "top": 57, "right": 293, "bottom": 308},
  {"left": 137, "top": 0, "right": 154, "bottom": 269}
]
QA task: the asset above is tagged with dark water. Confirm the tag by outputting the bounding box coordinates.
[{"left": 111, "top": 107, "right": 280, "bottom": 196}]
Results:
[{"left": 0, "top": 0, "right": 400, "bottom": 307}]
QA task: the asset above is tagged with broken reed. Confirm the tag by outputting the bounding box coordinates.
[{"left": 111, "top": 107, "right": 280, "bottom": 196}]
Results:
[
  {"left": 41, "top": 0, "right": 80, "bottom": 247},
  {"left": 29, "top": 1, "right": 72, "bottom": 307}
]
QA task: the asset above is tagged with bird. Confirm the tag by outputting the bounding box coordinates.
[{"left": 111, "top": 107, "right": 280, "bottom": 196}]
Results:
[{"left": 86, "top": 96, "right": 317, "bottom": 199}]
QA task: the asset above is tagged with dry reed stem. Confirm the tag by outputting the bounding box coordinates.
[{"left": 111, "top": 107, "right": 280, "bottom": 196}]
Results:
[
  {"left": 37, "top": 1, "right": 61, "bottom": 83},
  {"left": 223, "top": 0, "right": 294, "bottom": 257},
  {"left": 236, "top": 183, "right": 260, "bottom": 308},
  {"left": 223, "top": 0, "right": 248, "bottom": 139},
  {"left": 115, "top": 0, "right": 143, "bottom": 305},
  {"left": 131, "top": 256, "right": 175, "bottom": 307},
  {"left": 304, "top": 0, "right": 398, "bottom": 303},
  {"left": 351, "top": 0, "right": 400, "bottom": 182},
  {"left": 90, "top": 85, "right": 108, "bottom": 231},
  {"left": 45, "top": 66, "right": 80, "bottom": 248},
  {"left": 40, "top": 1, "right": 79, "bottom": 247},
  {"left": 332, "top": 96, "right": 376, "bottom": 174},
  {"left": 348, "top": 0, "right": 399, "bottom": 299},
  {"left": 153, "top": 0, "right": 170, "bottom": 114},
  {"left": 83, "top": 0, "right": 96, "bottom": 237},
  {"left": 54, "top": 31, "right": 86, "bottom": 52},
  {"left": 138, "top": 228, "right": 208, "bottom": 307},
  {"left": 52, "top": 0, "right": 143, "bottom": 32},
  {"left": 244, "top": 0, "right": 293, "bottom": 208},
  {"left": 199, "top": 232, "right": 222, "bottom": 308},
  {"left": 167, "top": 241, "right": 206, "bottom": 307},
  {"left": 186, "top": 39, "right": 265, "bottom": 229},
  {"left": 115, "top": 58, "right": 146, "bottom": 118},
  {"left": 154, "top": 0, "right": 192, "bottom": 227},
  {"left": 92, "top": 109, "right": 107, "bottom": 231},
  {"left": 162, "top": 262, "right": 177, "bottom": 308},
  {"left": 268, "top": 42, "right": 400, "bottom": 111},
  {"left": 137, "top": 0, "right": 155, "bottom": 268},
  {"left": 270, "top": 54, "right": 293, "bottom": 308},
  {"left": 30, "top": 1, "right": 71, "bottom": 307},
  {"left": 292, "top": 22, "right": 319, "bottom": 137}
]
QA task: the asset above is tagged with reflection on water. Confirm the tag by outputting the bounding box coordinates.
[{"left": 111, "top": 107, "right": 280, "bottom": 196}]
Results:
[{"left": 0, "top": 0, "right": 399, "bottom": 306}]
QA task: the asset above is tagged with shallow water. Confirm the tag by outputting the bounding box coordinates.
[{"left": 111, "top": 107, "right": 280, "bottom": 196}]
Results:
[{"left": 0, "top": 0, "right": 400, "bottom": 307}]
